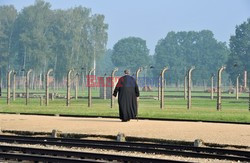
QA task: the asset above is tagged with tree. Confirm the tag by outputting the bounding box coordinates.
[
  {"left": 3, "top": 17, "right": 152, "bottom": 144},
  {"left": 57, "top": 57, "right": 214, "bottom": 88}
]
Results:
[
  {"left": 49, "top": 7, "right": 93, "bottom": 80},
  {"left": 14, "top": 0, "right": 53, "bottom": 73},
  {"left": 96, "top": 49, "right": 115, "bottom": 75},
  {"left": 226, "top": 18, "right": 250, "bottom": 83},
  {"left": 154, "top": 30, "right": 229, "bottom": 84},
  {"left": 89, "top": 14, "right": 108, "bottom": 75},
  {"left": 0, "top": 5, "right": 17, "bottom": 86},
  {"left": 0, "top": 5, "right": 17, "bottom": 71},
  {"left": 111, "top": 37, "right": 150, "bottom": 72},
  {"left": 1, "top": 0, "right": 109, "bottom": 81}
]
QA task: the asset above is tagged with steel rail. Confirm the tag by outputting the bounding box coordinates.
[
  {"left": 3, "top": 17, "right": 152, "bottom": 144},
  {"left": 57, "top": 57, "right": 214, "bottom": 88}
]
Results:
[
  {"left": 0, "top": 135, "right": 249, "bottom": 162},
  {"left": 1, "top": 135, "right": 249, "bottom": 158},
  {"left": 0, "top": 145, "right": 186, "bottom": 163},
  {"left": 0, "top": 152, "right": 104, "bottom": 163}
]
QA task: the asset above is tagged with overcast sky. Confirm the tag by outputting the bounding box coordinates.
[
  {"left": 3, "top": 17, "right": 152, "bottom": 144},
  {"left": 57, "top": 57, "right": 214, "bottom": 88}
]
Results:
[{"left": 1, "top": 0, "right": 250, "bottom": 54}]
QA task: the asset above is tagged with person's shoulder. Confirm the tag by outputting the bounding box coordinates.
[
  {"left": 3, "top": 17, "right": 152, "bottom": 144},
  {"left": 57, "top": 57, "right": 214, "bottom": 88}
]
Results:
[
  {"left": 122, "top": 75, "right": 135, "bottom": 80},
  {"left": 127, "top": 75, "right": 136, "bottom": 81},
  {"left": 120, "top": 75, "right": 126, "bottom": 79}
]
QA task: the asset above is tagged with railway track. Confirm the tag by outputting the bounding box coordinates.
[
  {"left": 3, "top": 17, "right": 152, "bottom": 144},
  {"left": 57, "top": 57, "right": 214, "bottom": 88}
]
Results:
[
  {"left": 0, "top": 135, "right": 249, "bottom": 162},
  {"left": 0, "top": 145, "right": 183, "bottom": 163}
]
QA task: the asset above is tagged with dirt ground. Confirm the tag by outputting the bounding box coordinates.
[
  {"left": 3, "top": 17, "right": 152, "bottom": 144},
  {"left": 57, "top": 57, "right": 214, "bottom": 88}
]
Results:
[{"left": 0, "top": 114, "right": 249, "bottom": 146}]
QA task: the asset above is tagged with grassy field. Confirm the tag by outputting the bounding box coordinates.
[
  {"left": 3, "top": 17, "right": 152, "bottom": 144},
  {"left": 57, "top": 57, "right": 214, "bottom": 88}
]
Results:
[
  {"left": 1, "top": 87, "right": 249, "bottom": 97},
  {"left": 0, "top": 93, "right": 249, "bottom": 123}
]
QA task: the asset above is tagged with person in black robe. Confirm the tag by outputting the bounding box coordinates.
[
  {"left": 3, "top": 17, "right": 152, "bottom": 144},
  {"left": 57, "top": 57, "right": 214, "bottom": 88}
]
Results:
[{"left": 113, "top": 69, "right": 140, "bottom": 122}]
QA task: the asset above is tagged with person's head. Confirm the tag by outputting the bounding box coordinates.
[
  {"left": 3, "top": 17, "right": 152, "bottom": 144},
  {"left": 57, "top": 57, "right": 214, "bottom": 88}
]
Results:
[{"left": 124, "top": 69, "right": 130, "bottom": 75}]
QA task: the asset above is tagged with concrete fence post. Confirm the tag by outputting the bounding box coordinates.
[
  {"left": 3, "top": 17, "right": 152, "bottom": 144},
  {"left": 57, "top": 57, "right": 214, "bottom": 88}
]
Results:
[
  {"left": 26, "top": 69, "right": 32, "bottom": 105},
  {"left": 187, "top": 66, "right": 195, "bottom": 109},
  {"left": 236, "top": 74, "right": 240, "bottom": 100},
  {"left": 217, "top": 66, "right": 226, "bottom": 111},
  {"left": 13, "top": 71, "right": 16, "bottom": 101},
  {"left": 136, "top": 67, "right": 142, "bottom": 100},
  {"left": 244, "top": 70, "right": 247, "bottom": 89},
  {"left": 158, "top": 75, "right": 160, "bottom": 100},
  {"left": 75, "top": 73, "right": 79, "bottom": 100},
  {"left": 111, "top": 68, "right": 118, "bottom": 108},
  {"left": 103, "top": 73, "right": 107, "bottom": 100},
  {"left": 136, "top": 67, "right": 142, "bottom": 87},
  {"left": 7, "top": 70, "right": 13, "bottom": 105},
  {"left": 184, "top": 75, "right": 187, "bottom": 100},
  {"left": 160, "top": 67, "right": 168, "bottom": 109},
  {"left": 211, "top": 74, "right": 214, "bottom": 100},
  {"left": 46, "top": 69, "right": 53, "bottom": 106},
  {"left": 88, "top": 68, "right": 95, "bottom": 107},
  {"left": 66, "top": 69, "right": 74, "bottom": 106}
]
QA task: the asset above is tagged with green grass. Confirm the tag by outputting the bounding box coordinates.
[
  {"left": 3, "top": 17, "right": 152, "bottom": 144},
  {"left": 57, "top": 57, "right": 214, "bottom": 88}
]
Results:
[
  {"left": 1, "top": 87, "right": 249, "bottom": 98},
  {"left": 0, "top": 96, "right": 249, "bottom": 123}
]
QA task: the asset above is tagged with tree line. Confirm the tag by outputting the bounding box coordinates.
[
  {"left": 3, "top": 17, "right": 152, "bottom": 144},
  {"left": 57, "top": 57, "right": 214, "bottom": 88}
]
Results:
[
  {"left": 0, "top": 0, "right": 108, "bottom": 82},
  {"left": 111, "top": 20, "right": 250, "bottom": 85},
  {"left": 0, "top": 0, "right": 249, "bottom": 86}
]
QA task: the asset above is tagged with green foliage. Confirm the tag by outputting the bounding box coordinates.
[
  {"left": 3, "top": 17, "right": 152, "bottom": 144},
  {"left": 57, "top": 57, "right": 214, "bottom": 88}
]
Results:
[
  {"left": 96, "top": 49, "right": 115, "bottom": 75},
  {"left": 0, "top": 5, "right": 17, "bottom": 70},
  {"left": 226, "top": 18, "right": 250, "bottom": 83},
  {"left": 154, "top": 30, "right": 229, "bottom": 84},
  {"left": 0, "top": 0, "right": 108, "bottom": 81},
  {"left": 111, "top": 37, "right": 150, "bottom": 72},
  {"left": 0, "top": 0, "right": 248, "bottom": 87},
  {"left": 14, "top": 0, "right": 53, "bottom": 72}
]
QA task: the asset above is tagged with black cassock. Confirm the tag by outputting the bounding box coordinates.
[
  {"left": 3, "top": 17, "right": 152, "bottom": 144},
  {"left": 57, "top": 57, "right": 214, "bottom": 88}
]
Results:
[{"left": 113, "top": 75, "right": 140, "bottom": 121}]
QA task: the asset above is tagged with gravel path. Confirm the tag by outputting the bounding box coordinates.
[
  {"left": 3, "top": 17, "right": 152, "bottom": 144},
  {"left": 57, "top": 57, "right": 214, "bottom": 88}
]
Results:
[{"left": 0, "top": 114, "right": 250, "bottom": 146}]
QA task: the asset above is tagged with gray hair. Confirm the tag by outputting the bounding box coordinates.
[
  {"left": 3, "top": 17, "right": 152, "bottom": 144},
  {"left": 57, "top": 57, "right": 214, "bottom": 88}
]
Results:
[{"left": 124, "top": 69, "right": 130, "bottom": 74}]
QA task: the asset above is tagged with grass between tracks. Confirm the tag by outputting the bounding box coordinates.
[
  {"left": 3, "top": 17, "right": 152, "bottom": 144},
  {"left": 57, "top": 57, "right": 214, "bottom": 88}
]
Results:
[{"left": 0, "top": 96, "right": 249, "bottom": 123}]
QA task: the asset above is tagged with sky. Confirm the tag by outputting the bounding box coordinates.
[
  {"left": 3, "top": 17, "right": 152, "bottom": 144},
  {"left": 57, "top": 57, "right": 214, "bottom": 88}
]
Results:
[{"left": 1, "top": 0, "right": 250, "bottom": 54}]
